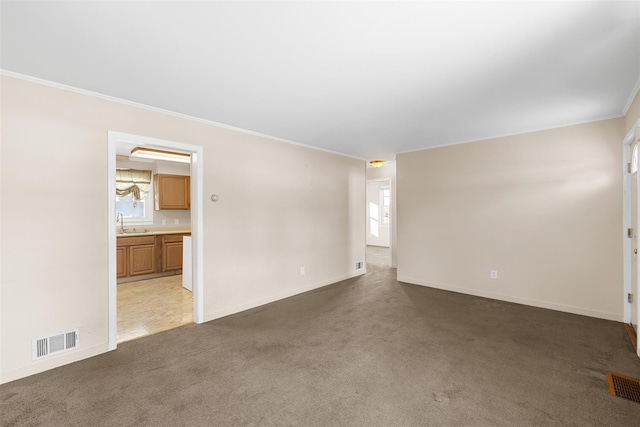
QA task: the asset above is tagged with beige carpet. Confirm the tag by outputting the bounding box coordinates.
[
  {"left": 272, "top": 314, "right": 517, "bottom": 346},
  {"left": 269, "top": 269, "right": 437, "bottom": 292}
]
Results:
[{"left": 2, "top": 246, "right": 640, "bottom": 426}]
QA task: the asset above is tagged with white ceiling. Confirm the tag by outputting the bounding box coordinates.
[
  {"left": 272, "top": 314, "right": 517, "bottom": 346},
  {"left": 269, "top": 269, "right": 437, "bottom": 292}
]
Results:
[{"left": 2, "top": 1, "right": 639, "bottom": 161}]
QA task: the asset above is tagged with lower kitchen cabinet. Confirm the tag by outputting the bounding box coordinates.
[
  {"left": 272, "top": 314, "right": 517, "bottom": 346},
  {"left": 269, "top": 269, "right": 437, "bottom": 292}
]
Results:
[
  {"left": 116, "top": 235, "right": 156, "bottom": 278},
  {"left": 129, "top": 244, "right": 156, "bottom": 275},
  {"left": 162, "top": 234, "right": 188, "bottom": 272},
  {"left": 116, "top": 247, "right": 128, "bottom": 278},
  {"left": 163, "top": 243, "right": 183, "bottom": 271},
  {"left": 117, "top": 233, "right": 190, "bottom": 280}
]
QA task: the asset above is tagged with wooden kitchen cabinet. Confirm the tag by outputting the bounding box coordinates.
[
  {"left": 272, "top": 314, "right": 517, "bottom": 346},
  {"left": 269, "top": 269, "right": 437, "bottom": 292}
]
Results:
[
  {"left": 117, "top": 233, "right": 190, "bottom": 281},
  {"left": 116, "top": 246, "right": 128, "bottom": 278},
  {"left": 117, "top": 235, "right": 157, "bottom": 278},
  {"left": 129, "top": 244, "right": 156, "bottom": 276},
  {"left": 163, "top": 242, "right": 183, "bottom": 271},
  {"left": 154, "top": 174, "right": 190, "bottom": 210},
  {"left": 161, "top": 234, "right": 187, "bottom": 272}
]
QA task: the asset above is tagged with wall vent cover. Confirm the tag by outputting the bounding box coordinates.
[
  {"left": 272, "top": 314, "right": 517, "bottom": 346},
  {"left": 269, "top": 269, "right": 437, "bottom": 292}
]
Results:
[
  {"left": 355, "top": 261, "right": 364, "bottom": 270},
  {"left": 32, "top": 329, "right": 79, "bottom": 360}
]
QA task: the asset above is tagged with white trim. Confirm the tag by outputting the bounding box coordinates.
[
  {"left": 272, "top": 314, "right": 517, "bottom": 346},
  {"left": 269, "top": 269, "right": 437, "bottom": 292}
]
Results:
[
  {"left": 398, "top": 276, "right": 623, "bottom": 322},
  {"left": 202, "top": 271, "right": 364, "bottom": 323},
  {"left": 107, "top": 131, "right": 205, "bottom": 351},
  {"left": 107, "top": 141, "right": 117, "bottom": 350},
  {"left": 191, "top": 150, "right": 205, "bottom": 323},
  {"left": 622, "top": 120, "right": 640, "bottom": 322},
  {"left": 622, "top": 131, "right": 631, "bottom": 326},
  {"left": 1, "top": 70, "right": 364, "bottom": 161},
  {"left": 396, "top": 115, "right": 625, "bottom": 155},
  {"left": 623, "top": 75, "right": 640, "bottom": 116},
  {"left": 622, "top": 119, "right": 640, "bottom": 359},
  {"left": 4, "top": 69, "right": 631, "bottom": 162},
  {"left": 1, "top": 342, "right": 110, "bottom": 385}
]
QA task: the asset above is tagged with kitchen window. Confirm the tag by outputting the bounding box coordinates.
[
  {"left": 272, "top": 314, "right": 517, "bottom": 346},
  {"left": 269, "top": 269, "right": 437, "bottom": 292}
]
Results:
[{"left": 115, "top": 169, "right": 153, "bottom": 224}]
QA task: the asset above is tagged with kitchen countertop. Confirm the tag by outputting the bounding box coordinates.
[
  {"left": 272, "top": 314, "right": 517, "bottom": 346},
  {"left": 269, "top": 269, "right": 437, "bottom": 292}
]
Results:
[{"left": 116, "top": 228, "right": 191, "bottom": 237}]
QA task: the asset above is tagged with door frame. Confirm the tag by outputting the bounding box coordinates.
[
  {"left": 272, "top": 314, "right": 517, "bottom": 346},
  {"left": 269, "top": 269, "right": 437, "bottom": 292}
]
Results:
[
  {"left": 622, "top": 119, "right": 640, "bottom": 357},
  {"left": 107, "top": 131, "right": 204, "bottom": 350}
]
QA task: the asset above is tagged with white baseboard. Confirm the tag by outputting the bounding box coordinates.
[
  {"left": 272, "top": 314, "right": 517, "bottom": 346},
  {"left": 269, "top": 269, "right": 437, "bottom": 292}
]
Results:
[
  {"left": 1, "top": 342, "right": 111, "bottom": 385},
  {"left": 398, "top": 275, "right": 622, "bottom": 322},
  {"left": 203, "top": 271, "right": 364, "bottom": 322}
]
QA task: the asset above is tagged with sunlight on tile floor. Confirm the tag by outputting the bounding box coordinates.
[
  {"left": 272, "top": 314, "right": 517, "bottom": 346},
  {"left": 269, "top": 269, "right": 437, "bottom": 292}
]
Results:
[{"left": 117, "top": 275, "right": 193, "bottom": 343}]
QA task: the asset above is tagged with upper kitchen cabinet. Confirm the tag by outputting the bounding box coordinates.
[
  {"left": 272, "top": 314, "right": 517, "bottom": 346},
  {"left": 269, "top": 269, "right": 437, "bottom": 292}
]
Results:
[{"left": 154, "top": 174, "right": 190, "bottom": 210}]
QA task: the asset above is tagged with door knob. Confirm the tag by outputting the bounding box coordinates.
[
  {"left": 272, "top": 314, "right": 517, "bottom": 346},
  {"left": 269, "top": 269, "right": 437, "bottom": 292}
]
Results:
[{"left": 635, "top": 249, "right": 637, "bottom": 255}]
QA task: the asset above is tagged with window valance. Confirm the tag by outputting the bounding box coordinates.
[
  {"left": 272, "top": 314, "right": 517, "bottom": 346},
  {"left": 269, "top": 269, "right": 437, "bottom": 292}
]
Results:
[{"left": 116, "top": 169, "right": 152, "bottom": 202}]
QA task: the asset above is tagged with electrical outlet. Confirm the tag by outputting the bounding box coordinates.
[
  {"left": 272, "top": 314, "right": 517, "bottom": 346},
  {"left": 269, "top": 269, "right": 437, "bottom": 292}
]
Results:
[
  {"left": 490, "top": 270, "right": 498, "bottom": 279},
  {"left": 300, "top": 266, "right": 305, "bottom": 276},
  {"left": 174, "top": 219, "right": 179, "bottom": 225},
  {"left": 162, "top": 219, "right": 166, "bottom": 225}
]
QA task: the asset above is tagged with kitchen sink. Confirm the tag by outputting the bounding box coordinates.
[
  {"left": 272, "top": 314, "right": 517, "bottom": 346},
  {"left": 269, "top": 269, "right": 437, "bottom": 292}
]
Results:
[{"left": 117, "top": 228, "right": 150, "bottom": 234}]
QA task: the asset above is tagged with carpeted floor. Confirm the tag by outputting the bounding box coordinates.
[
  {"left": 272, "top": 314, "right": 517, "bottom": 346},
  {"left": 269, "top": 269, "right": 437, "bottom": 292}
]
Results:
[{"left": 2, "top": 246, "right": 640, "bottom": 426}]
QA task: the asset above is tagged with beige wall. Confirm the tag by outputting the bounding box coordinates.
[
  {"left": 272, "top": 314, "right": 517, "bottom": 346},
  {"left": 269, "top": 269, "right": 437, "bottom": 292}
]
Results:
[
  {"left": 397, "top": 118, "right": 625, "bottom": 320},
  {"left": 626, "top": 90, "right": 640, "bottom": 135},
  {"left": 0, "top": 76, "right": 365, "bottom": 383}
]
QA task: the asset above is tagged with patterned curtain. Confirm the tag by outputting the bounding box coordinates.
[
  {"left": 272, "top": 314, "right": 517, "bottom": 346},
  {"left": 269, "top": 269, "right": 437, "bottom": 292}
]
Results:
[{"left": 116, "top": 169, "right": 152, "bottom": 205}]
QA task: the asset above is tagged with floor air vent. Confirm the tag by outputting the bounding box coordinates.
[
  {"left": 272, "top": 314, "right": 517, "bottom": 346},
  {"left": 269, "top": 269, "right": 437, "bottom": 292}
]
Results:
[
  {"left": 33, "top": 329, "right": 79, "bottom": 360},
  {"left": 608, "top": 371, "right": 640, "bottom": 404}
]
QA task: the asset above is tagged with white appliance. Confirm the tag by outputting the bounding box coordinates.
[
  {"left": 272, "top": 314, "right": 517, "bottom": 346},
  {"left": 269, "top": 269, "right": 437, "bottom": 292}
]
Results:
[{"left": 182, "top": 236, "right": 192, "bottom": 291}]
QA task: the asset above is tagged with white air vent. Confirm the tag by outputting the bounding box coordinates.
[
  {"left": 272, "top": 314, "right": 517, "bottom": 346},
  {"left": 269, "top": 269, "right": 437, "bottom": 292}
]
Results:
[
  {"left": 355, "top": 261, "right": 364, "bottom": 270},
  {"left": 32, "top": 329, "right": 79, "bottom": 360}
]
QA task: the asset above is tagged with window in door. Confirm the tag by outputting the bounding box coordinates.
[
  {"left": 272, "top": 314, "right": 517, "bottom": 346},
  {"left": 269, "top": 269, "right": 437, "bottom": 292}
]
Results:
[
  {"left": 381, "top": 187, "right": 391, "bottom": 225},
  {"left": 369, "top": 201, "right": 379, "bottom": 237}
]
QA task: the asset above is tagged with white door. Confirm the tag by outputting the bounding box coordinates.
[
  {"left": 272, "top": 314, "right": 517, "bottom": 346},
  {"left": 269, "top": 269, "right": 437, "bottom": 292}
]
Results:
[
  {"left": 182, "top": 236, "right": 193, "bottom": 291},
  {"left": 631, "top": 142, "right": 639, "bottom": 333}
]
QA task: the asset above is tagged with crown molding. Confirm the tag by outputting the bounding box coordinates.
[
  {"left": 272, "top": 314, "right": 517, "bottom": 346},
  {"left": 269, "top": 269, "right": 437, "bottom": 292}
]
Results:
[
  {"left": 0, "top": 69, "right": 365, "bottom": 162},
  {"left": 2, "top": 69, "right": 632, "bottom": 161},
  {"left": 396, "top": 114, "right": 625, "bottom": 155}
]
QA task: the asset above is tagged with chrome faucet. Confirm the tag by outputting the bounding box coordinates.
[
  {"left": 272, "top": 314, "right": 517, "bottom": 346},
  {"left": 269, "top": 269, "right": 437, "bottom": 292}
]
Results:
[{"left": 116, "top": 212, "right": 124, "bottom": 233}]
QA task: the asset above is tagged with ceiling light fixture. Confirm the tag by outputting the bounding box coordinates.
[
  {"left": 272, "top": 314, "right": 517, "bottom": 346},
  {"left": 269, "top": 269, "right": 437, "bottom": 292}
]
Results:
[
  {"left": 130, "top": 147, "right": 191, "bottom": 163},
  {"left": 369, "top": 160, "right": 384, "bottom": 168}
]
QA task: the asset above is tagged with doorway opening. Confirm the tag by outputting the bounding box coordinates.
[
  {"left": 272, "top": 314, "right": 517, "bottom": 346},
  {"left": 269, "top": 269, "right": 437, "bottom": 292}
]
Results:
[
  {"left": 366, "top": 179, "right": 392, "bottom": 267},
  {"left": 114, "top": 159, "right": 192, "bottom": 342},
  {"left": 107, "top": 132, "right": 204, "bottom": 350}
]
